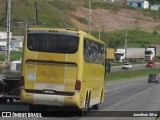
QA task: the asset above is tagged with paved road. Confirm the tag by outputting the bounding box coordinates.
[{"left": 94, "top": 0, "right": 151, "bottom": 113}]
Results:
[
  {"left": 0, "top": 77, "right": 160, "bottom": 120},
  {"left": 111, "top": 63, "right": 160, "bottom": 72}
]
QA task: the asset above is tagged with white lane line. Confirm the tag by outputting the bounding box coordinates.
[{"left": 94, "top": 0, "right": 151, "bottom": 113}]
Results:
[{"left": 105, "top": 85, "right": 128, "bottom": 93}]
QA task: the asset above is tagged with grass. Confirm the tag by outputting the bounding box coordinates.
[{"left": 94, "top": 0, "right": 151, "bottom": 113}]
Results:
[
  {"left": 106, "top": 68, "right": 160, "bottom": 83},
  {"left": 84, "top": 1, "right": 134, "bottom": 12},
  {"left": 0, "top": 0, "right": 160, "bottom": 48},
  {"left": 0, "top": 68, "right": 3, "bottom": 74},
  {"left": 0, "top": 0, "right": 75, "bottom": 35},
  {"left": 92, "top": 29, "right": 160, "bottom": 48},
  {"left": 84, "top": 1, "right": 160, "bottom": 18},
  {"left": 0, "top": 51, "right": 22, "bottom": 62}
]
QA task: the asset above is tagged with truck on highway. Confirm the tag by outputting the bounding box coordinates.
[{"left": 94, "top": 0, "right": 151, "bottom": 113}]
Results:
[
  {"left": 0, "top": 60, "right": 21, "bottom": 103},
  {"left": 115, "top": 48, "right": 145, "bottom": 62},
  {"left": 126, "top": 48, "right": 145, "bottom": 62},
  {"left": 145, "top": 46, "right": 160, "bottom": 60},
  {"left": 114, "top": 49, "right": 125, "bottom": 62}
]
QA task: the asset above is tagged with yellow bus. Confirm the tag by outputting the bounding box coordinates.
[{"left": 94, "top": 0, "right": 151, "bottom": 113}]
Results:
[{"left": 20, "top": 28, "right": 106, "bottom": 115}]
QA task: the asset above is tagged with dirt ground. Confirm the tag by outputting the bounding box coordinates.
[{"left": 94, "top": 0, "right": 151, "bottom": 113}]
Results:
[{"left": 70, "top": 6, "right": 160, "bottom": 32}]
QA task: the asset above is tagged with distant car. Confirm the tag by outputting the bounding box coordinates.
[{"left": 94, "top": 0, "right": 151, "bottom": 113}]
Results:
[
  {"left": 146, "top": 61, "right": 156, "bottom": 68},
  {"left": 122, "top": 63, "right": 132, "bottom": 70},
  {"left": 148, "top": 74, "right": 159, "bottom": 83}
]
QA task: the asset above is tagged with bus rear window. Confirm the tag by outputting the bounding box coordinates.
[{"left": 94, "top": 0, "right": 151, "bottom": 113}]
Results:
[{"left": 27, "top": 33, "right": 79, "bottom": 54}]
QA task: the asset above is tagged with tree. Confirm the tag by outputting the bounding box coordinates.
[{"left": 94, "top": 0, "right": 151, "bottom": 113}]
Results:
[{"left": 148, "top": 0, "right": 160, "bottom": 4}]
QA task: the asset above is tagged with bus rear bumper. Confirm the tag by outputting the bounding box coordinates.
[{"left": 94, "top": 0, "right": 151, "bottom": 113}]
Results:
[{"left": 20, "top": 90, "right": 83, "bottom": 109}]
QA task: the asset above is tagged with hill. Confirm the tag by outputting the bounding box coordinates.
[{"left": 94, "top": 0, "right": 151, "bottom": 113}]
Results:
[{"left": 0, "top": 0, "right": 160, "bottom": 47}]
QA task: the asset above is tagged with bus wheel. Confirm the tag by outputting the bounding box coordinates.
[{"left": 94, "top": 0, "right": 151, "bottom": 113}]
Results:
[
  {"left": 9, "top": 99, "right": 13, "bottom": 103},
  {"left": 1, "top": 99, "right": 7, "bottom": 104},
  {"left": 92, "top": 104, "right": 99, "bottom": 110},
  {"left": 80, "top": 96, "right": 89, "bottom": 116}
]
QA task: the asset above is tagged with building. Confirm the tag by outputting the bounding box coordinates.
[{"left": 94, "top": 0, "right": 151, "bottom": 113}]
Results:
[
  {"left": 11, "top": 36, "right": 24, "bottom": 48},
  {"left": 150, "top": 4, "right": 160, "bottom": 11},
  {"left": 0, "top": 32, "right": 23, "bottom": 50},
  {"left": 0, "top": 32, "right": 12, "bottom": 46},
  {"left": 127, "top": 0, "right": 149, "bottom": 9}
]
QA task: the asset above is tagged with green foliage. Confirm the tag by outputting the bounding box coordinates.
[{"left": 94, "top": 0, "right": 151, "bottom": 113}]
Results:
[
  {"left": 0, "top": 51, "right": 22, "bottom": 61},
  {"left": 0, "top": 68, "right": 3, "bottom": 74},
  {"left": 10, "top": 51, "right": 22, "bottom": 61},
  {"left": 84, "top": 1, "right": 134, "bottom": 12},
  {"left": 153, "top": 30, "right": 158, "bottom": 34},
  {"left": 0, "top": 0, "right": 75, "bottom": 36},
  {"left": 107, "top": 68, "right": 160, "bottom": 82},
  {"left": 0, "top": 54, "right": 5, "bottom": 61},
  {"left": 141, "top": 9, "right": 160, "bottom": 19},
  {"left": 92, "top": 29, "right": 160, "bottom": 48},
  {"left": 48, "top": 1, "right": 76, "bottom": 11}
]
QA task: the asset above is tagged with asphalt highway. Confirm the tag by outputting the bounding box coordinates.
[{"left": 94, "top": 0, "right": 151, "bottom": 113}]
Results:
[
  {"left": 0, "top": 77, "right": 160, "bottom": 120},
  {"left": 111, "top": 63, "right": 160, "bottom": 72}
]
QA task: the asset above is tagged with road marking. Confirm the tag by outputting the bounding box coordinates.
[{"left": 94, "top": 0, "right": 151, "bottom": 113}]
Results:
[
  {"left": 122, "top": 86, "right": 126, "bottom": 88},
  {"left": 105, "top": 85, "right": 129, "bottom": 93}
]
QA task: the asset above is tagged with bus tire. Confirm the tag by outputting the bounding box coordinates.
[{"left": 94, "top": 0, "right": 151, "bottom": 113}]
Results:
[
  {"left": 92, "top": 104, "right": 99, "bottom": 110},
  {"left": 9, "top": 99, "right": 13, "bottom": 103},
  {"left": 1, "top": 99, "right": 7, "bottom": 104},
  {"left": 80, "top": 94, "right": 89, "bottom": 116}
]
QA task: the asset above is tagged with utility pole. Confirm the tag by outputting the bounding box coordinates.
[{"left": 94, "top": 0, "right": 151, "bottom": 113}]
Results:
[
  {"left": 34, "top": 0, "right": 38, "bottom": 26},
  {"left": 6, "top": 0, "right": 11, "bottom": 62},
  {"left": 88, "top": 0, "right": 91, "bottom": 34},
  {"left": 102, "top": 25, "right": 105, "bottom": 41},
  {"left": 98, "top": 25, "right": 101, "bottom": 39},
  {"left": 99, "top": 25, "right": 107, "bottom": 41},
  {"left": 125, "top": 28, "right": 128, "bottom": 60}
]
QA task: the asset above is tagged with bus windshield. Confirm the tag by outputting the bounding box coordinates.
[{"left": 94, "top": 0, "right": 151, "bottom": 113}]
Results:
[{"left": 27, "top": 33, "right": 79, "bottom": 54}]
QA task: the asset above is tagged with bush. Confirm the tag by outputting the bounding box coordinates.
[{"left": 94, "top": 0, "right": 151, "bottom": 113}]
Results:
[
  {"left": 153, "top": 30, "right": 158, "bottom": 34},
  {"left": 0, "top": 51, "right": 22, "bottom": 61}
]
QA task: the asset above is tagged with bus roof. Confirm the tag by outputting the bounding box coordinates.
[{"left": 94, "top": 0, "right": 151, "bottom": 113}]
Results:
[{"left": 27, "top": 28, "right": 105, "bottom": 45}]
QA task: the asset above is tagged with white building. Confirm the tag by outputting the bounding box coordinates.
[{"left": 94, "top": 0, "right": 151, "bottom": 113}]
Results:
[
  {"left": 127, "top": 0, "right": 149, "bottom": 9},
  {"left": 11, "top": 36, "right": 24, "bottom": 48},
  {"left": 0, "top": 32, "right": 12, "bottom": 46},
  {"left": 0, "top": 32, "right": 23, "bottom": 49}
]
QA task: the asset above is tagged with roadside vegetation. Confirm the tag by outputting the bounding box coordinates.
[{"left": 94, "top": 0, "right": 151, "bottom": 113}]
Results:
[
  {"left": 107, "top": 68, "right": 160, "bottom": 82},
  {"left": 0, "top": 51, "right": 22, "bottom": 62},
  {"left": 85, "top": 1, "right": 134, "bottom": 12},
  {"left": 0, "top": 51, "right": 22, "bottom": 74},
  {"left": 92, "top": 29, "right": 160, "bottom": 48},
  {"left": 0, "top": 0, "right": 160, "bottom": 74}
]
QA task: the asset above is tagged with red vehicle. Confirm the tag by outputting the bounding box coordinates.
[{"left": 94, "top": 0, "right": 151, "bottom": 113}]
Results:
[{"left": 146, "top": 61, "right": 156, "bottom": 68}]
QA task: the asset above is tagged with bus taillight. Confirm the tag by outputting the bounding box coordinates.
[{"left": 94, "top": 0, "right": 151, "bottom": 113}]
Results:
[{"left": 75, "top": 80, "right": 81, "bottom": 91}]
